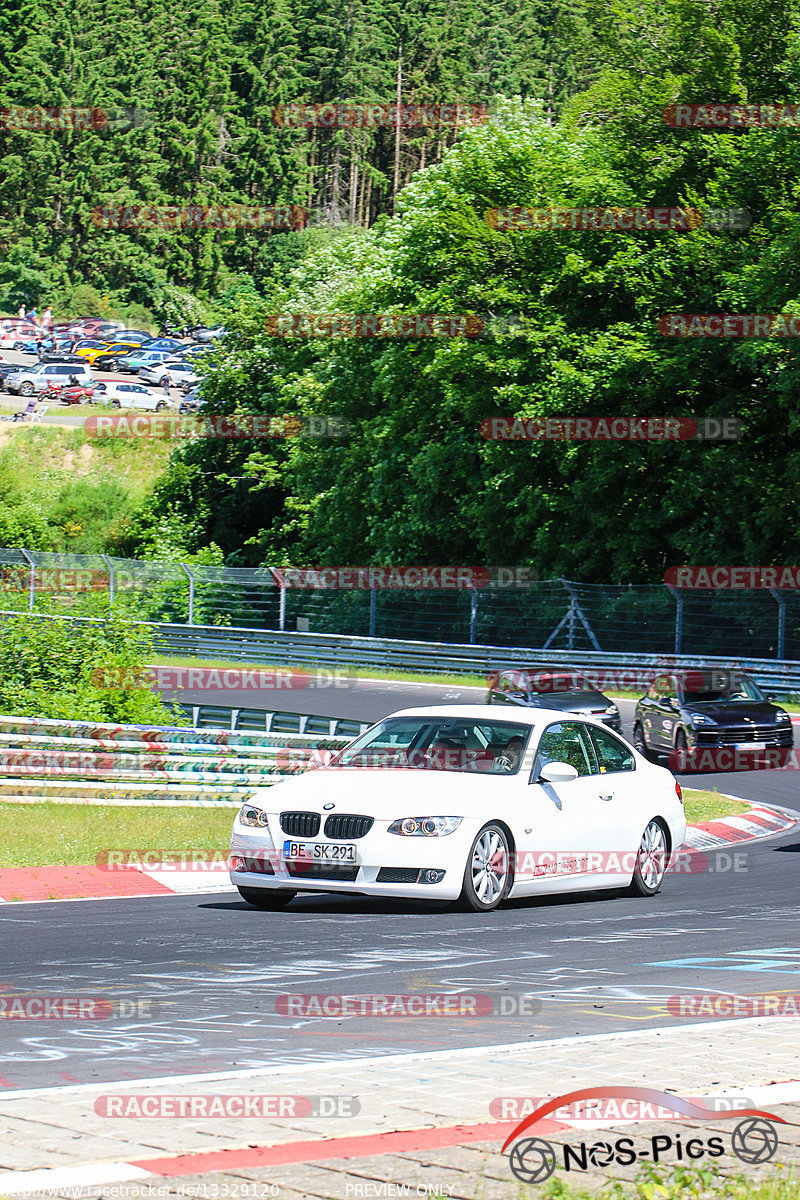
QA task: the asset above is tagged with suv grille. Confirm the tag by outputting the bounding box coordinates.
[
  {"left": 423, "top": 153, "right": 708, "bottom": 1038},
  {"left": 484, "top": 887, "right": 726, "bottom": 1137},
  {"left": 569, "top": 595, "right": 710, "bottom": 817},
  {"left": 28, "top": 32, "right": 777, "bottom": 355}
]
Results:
[
  {"left": 279, "top": 811, "right": 321, "bottom": 837},
  {"left": 695, "top": 724, "right": 791, "bottom": 747},
  {"left": 323, "top": 814, "right": 374, "bottom": 840}
]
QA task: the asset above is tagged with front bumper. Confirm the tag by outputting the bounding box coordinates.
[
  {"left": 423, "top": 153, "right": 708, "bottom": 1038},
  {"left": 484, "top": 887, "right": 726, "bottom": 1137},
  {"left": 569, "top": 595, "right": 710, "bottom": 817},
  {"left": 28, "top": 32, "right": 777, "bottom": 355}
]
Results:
[{"left": 229, "top": 816, "right": 465, "bottom": 900}]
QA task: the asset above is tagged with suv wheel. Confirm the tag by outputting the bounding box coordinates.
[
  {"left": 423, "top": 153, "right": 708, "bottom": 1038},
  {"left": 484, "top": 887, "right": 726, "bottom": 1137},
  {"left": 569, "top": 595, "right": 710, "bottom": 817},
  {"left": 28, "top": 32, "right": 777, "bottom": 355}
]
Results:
[
  {"left": 19, "top": 382, "right": 34, "bottom": 396},
  {"left": 633, "top": 723, "right": 650, "bottom": 760}
]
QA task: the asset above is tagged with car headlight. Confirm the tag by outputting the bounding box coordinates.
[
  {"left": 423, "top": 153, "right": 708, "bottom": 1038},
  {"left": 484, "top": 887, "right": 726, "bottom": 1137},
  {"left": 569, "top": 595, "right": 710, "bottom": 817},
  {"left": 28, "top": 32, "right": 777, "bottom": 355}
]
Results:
[
  {"left": 690, "top": 713, "right": 717, "bottom": 726},
  {"left": 387, "top": 816, "right": 463, "bottom": 837},
  {"left": 776, "top": 711, "right": 791, "bottom": 721},
  {"left": 238, "top": 803, "right": 270, "bottom": 828},
  {"left": 604, "top": 707, "right": 618, "bottom": 716}
]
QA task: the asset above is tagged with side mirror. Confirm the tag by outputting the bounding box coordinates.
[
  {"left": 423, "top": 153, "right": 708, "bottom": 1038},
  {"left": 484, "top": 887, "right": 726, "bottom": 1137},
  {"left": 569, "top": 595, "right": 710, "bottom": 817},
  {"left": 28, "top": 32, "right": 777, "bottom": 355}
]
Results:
[
  {"left": 538, "top": 761, "right": 579, "bottom": 784},
  {"left": 765, "top": 692, "right": 776, "bottom": 702}
]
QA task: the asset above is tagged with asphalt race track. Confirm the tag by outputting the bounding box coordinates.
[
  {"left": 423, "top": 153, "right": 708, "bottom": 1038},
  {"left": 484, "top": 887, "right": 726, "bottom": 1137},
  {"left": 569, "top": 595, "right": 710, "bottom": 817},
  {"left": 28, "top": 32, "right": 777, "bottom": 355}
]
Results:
[{"left": 2, "top": 679, "right": 799, "bottom": 1092}]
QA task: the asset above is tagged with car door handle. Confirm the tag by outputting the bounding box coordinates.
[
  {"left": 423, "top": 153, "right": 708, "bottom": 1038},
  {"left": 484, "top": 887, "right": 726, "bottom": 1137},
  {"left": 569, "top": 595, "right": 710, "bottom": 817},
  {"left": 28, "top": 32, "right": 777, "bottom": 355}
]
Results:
[{"left": 599, "top": 793, "right": 613, "bottom": 801}]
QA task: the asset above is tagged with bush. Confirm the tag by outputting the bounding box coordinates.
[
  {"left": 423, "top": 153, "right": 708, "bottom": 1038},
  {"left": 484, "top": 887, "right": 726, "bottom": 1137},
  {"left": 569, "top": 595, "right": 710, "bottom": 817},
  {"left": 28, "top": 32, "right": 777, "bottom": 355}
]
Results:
[{"left": 0, "top": 613, "right": 186, "bottom": 724}]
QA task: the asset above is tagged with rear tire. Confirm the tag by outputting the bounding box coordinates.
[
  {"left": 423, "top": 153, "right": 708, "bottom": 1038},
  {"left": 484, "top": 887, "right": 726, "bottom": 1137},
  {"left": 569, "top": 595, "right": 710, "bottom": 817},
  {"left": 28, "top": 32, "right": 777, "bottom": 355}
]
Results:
[
  {"left": 457, "top": 823, "right": 511, "bottom": 912},
  {"left": 629, "top": 819, "right": 668, "bottom": 897},
  {"left": 155, "top": 399, "right": 167, "bottom": 411},
  {"left": 237, "top": 886, "right": 296, "bottom": 909},
  {"left": 111, "top": 399, "right": 121, "bottom": 409}
]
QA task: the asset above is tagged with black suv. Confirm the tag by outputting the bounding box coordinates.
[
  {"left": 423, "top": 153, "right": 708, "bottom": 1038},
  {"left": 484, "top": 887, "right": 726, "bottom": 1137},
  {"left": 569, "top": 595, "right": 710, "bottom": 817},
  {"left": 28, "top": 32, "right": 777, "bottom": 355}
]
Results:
[
  {"left": 633, "top": 671, "right": 793, "bottom": 758},
  {"left": 486, "top": 668, "right": 622, "bottom": 731}
]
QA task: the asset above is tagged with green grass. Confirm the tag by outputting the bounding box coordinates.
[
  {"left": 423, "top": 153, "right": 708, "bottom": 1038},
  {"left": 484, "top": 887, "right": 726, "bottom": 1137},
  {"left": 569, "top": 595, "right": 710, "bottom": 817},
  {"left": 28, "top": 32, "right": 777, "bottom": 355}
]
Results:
[
  {"left": 682, "top": 789, "right": 749, "bottom": 823},
  {"left": 0, "top": 803, "right": 235, "bottom": 868},
  {"left": 522, "top": 1164, "right": 800, "bottom": 1197},
  {"left": 0, "top": 788, "right": 747, "bottom": 869}
]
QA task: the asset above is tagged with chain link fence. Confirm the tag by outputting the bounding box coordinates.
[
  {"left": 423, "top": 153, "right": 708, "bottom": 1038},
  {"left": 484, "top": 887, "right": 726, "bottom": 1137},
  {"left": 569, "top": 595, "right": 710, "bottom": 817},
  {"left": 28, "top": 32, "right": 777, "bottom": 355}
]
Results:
[{"left": 2, "top": 547, "right": 799, "bottom": 659}]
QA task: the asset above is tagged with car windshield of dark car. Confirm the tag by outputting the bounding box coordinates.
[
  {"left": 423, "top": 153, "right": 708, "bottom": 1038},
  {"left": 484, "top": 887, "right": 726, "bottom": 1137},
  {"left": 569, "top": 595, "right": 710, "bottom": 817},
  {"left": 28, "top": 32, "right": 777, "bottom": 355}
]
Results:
[
  {"left": 680, "top": 679, "right": 764, "bottom": 704},
  {"left": 335, "top": 717, "right": 531, "bottom": 774}
]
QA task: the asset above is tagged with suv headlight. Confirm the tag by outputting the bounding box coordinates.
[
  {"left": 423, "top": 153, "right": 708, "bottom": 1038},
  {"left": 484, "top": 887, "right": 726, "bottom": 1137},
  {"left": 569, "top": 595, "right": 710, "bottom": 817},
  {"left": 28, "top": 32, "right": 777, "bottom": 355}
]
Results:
[
  {"left": 776, "top": 711, "right": 791, "bottom": 721},
  {"left": 239, "top": 803, "right": 270, "bottom": 828},
  {"left": 388, "top": 816, "right": 463, "bottom": 837},
  {"left": 690, "top": 713, "right": 717, "bottom": 726}
]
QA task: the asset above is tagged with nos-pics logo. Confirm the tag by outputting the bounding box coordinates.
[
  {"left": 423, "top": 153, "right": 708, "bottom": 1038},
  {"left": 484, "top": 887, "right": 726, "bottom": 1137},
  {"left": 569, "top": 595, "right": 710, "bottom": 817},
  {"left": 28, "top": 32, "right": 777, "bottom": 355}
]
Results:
[{"left": 502, "top": 1087, "right": 784, "bottom": 1185}]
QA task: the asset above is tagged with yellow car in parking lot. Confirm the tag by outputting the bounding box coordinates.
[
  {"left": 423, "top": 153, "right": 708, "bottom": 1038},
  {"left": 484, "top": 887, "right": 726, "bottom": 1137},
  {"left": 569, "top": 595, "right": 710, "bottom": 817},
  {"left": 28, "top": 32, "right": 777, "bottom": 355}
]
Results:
[{"left": 73, "top": 339, "right": 145, "bottom": 365}]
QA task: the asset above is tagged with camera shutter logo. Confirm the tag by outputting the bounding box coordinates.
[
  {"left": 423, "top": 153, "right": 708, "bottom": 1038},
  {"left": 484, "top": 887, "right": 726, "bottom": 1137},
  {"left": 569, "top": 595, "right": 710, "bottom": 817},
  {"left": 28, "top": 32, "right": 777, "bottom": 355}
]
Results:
[
  {"left": 508, "top": 1137, "right": 556, "bottom": 1184},
  {"left": 731, "top": 1117, "right": 779, "bottom": 1164}
]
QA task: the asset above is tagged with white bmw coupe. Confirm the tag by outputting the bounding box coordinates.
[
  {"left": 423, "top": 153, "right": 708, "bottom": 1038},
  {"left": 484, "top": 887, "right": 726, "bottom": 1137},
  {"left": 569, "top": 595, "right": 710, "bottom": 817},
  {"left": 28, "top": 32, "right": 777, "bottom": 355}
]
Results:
[{"left": 229, "top": 705, "right": 687, "bottom": 913}]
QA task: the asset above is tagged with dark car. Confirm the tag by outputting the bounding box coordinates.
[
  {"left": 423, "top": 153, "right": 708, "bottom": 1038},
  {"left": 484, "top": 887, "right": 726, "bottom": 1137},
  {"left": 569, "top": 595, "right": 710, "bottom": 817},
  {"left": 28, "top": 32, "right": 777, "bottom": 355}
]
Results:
[
  {"left": 0, "top": 360, "right": 20, "bottom": 390},
  {"left": 486, "top": 667, "right": 622, "bottom": 731},
  {"left": 633, "top": 671, "right": 793, "bottom": 759},
  {"left": 42, "top": 352, "right": 87, "bottom": 365}
]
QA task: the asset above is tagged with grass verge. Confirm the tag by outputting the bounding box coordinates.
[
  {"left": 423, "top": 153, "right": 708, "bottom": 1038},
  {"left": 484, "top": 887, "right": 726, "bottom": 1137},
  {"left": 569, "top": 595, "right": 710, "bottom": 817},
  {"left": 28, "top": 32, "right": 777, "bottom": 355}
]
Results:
[
  {"left": 0, "top": 791, "right": 748, "bottom": 869},
  {"left": 0, "top": 803, "right": 234, "bottom": 868}
]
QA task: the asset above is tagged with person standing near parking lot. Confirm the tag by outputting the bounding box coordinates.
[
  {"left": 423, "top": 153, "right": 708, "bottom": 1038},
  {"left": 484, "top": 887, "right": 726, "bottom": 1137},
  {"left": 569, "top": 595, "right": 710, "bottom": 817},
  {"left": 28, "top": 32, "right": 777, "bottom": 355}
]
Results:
[
  {"left": 17, "top": 303, "right": 25, "bottom": 320},
  {"left": 162, "top": 371, "right": 171, "bottom": 396},
  {"left": 42, "top": 305, "right": 53, "bottom": 333},
  {"left": 36, "top": 338, "right": 45, "bottom": 361}
]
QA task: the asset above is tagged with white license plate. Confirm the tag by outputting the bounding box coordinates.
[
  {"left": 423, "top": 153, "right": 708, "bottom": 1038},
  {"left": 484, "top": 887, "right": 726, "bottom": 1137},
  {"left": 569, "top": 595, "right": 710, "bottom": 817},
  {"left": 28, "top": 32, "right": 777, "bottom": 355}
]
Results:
[
  {"left": 283, "top": 840, "right": 357, "bottom": 863},
  {"left": 733, "top": 742, "right": 766, "bottom": 750}
]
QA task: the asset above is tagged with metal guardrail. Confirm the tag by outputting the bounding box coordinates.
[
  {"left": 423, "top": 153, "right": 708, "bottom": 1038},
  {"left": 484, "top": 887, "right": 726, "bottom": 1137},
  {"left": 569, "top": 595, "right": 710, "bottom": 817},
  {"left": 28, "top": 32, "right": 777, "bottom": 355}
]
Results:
[
  {"left": 0, "top": 714, "right": 348, "bottom": 805},
  {"left": 172, "top": 703, "right": 369, "bottom": 738},
  {"left": 155, "top": 624, "right": 800, "bottom": 697}
]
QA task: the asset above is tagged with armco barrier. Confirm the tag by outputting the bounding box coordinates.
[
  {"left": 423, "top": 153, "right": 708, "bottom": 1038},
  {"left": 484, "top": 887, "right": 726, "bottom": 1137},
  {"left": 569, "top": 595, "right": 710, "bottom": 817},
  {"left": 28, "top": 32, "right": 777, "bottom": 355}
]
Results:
[
  {"left": 172, "top": 703, "right": 369, "bottom": 737},
  {"left": 4, "top": 610, "right": 800, "bottom": 696},
  {"left": 0, "top": 714, "right": 350, "bottom": 806}
]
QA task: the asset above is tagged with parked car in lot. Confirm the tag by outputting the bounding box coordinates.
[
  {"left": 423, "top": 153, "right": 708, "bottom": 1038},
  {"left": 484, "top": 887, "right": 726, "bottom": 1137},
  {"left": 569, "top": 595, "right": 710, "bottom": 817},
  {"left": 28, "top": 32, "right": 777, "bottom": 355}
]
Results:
[
  {"left": 180, "top": 343, "right": 214, "bottom": 360},
  {"left": 230, "top": 704, "right": 686, "bottom": 912},
  {"left": 115, "top": 349, "right": 174, "bottom": 374},
  {"left": 142, "top": 337, "right": 185, "bottom": 352},
  {"left": 0, "top": 360, "right": 22, "bottom": 390},
  {"left": 139, "top": 359, "right": 199, "bottom": 387},
  {"left": 190, "top": 325, "right": 227, "bottom": 342},
  {"left": 57, "top": 383, "right": 99, "bottom": 405},
  {"left": 108, "top": 329, "right": 154, "bottom": 343},
  {"left": 90, "top": 342, "right": 148, "bottom": 369},
  {"left": 0, "top": 320, "right": 38, "bottom": 347},
  {"left": 4, "top": 362, "right": 93, "bottom": 396},
  {"left": 486, "top": 668, "right": 622, "bottom": 731},
  {"left": 178, "top": 388, "right": 205, "bottom": 413},
  {"left": 633, "top": 671, "right": 793, "bottom": 760},
  {"left": 91, "top": 380, "right": 173, "bottom": 410}
]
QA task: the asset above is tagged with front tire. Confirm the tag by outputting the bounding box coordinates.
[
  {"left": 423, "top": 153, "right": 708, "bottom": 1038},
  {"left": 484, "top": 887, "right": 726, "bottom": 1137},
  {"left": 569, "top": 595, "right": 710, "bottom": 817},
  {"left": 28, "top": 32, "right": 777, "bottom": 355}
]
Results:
[
  {"left": 458, "top": 823, "right": 512, "bottom": 912},
  {"left": 629, "top": 819, "right": 668, "bottom": 896},
  {"left": 155, "top": 399, "right": 167, "bottom": 411},
  {"left": 19, "top": 382, "right": 34, "bottom": 397},
  {"left": 237, "top": 886, "right": 296, "bottom": 909},
  {"left": 633, "top": 723, "right": 650, "bottom": 760}
]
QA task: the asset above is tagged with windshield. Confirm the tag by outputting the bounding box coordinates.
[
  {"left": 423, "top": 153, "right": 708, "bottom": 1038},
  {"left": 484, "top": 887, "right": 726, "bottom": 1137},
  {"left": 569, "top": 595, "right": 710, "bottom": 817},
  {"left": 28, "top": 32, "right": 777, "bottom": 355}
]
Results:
[
  {"left": 334, "top": 717, "right": 531, "bottom": 775},
  {"left": 679, "top": 676, "right": 764, "bottom": 704}
]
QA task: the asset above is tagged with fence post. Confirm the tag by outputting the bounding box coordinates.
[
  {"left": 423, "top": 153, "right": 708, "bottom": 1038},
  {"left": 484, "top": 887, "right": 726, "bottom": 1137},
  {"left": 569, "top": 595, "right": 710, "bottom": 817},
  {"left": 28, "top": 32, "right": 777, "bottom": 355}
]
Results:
[
  {"left": 369, "top": 587, "right": 377, "bottom": 637},
  {"left": 664, "top": 583, "right": 683, "bottom": 653},
  {"left": 769, "top": 588, "right": 786, "bottom": 660},
  {"left": 469, "top": 588, "right": 478, "bottom": 644},
  {"left": 20, "top": 549, "right": 35, "bottom": 612},
  {"left": 101, "top": 554, "right": 115, "bottom": 610},
  {"left": 180, "top": 563, "right": 195, "bottom": 625},
  {"left": 278, "top": 580, "right": 286, "bottom": 631}
]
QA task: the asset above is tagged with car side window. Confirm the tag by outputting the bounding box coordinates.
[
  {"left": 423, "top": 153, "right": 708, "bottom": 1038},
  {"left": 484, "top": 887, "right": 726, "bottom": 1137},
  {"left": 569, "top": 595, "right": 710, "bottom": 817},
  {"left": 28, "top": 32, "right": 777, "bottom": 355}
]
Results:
[
  {"left": 531, "top": 721, "right": 596, "bottom": 780},
  {"left": 588, "top": 726, "right": 635, "bottom": 774}
]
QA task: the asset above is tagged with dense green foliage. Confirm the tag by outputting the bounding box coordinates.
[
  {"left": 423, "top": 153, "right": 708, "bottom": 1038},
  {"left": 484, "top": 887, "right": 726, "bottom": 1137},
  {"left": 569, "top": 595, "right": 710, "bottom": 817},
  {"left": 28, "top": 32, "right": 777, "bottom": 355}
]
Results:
[
  {"left": 3, "top": 0, "right": 799, "bottom": 581},
  {"left": 0, "top": 613, "right": 184, "bottom": 721}
]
